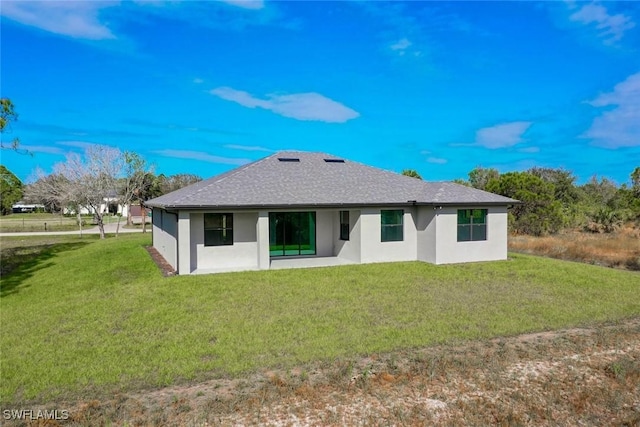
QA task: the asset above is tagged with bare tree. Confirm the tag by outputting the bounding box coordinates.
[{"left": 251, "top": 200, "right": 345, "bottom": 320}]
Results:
[
  {"left": 24, "top": 171, "right": 69, "bottom": 213},
  {"left": 468, "top": 167, "right": 500, "bottom": 191},
  {"left": 155, "top": 173, "right": 202, "bottom": 194},
  {"left": 115, "top": 151, "right": 151, "bottom": 236},
  {"left": 51, "top": 145, "right": 123, "bottom": 239}
]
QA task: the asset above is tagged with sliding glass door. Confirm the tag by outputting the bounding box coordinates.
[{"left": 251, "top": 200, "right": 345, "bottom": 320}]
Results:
[{"left": 269, "top": 212, "right": 316, "bottom": 257}]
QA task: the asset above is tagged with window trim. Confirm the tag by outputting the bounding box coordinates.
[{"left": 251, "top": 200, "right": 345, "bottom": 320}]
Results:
[
  {"left": 381, "top": 209, "right": 404, "bottom": 242},
  {"left": 204, "top": 213, "right": 234, "bottom": 246},
  {"left": 339, "top": 210, "right": 350, "bottom": 241},
  {"left": 457, "top": 209, "right": 487, "bottom": 242}
]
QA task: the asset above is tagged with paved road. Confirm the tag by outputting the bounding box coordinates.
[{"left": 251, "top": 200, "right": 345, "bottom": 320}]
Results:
[{"left": 0, "top": 221, "right": 147, "bottom": 237}]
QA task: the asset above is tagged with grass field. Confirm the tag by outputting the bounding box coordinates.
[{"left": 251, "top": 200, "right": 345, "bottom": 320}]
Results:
[{"left": 1, "top": 233, "right": 639, "bottom": 409}]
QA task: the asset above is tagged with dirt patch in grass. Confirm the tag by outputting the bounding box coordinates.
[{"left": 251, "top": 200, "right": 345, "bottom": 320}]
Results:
[
  {"left": 509, "top": 225, "right": 640, "bottom": 271},
  {"left": 145, "top": 245, "right": 176, "bottom": 277},
  {"left": 10, "top": 318, "right": 639, "bottom": 426}
]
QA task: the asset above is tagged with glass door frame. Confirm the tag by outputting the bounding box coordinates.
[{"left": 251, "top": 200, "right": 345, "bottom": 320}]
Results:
[{"left": 268, "top": 211, "right": 317, "bottom": 257}]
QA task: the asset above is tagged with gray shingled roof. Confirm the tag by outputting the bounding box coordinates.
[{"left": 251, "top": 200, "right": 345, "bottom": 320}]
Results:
[{"left": 146, "top": 151, "right": 518, "bottom": 209}]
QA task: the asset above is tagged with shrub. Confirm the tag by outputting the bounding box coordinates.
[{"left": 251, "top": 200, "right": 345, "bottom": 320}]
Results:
[{"left": 585, "top": 208, "right": 622, "bottom": 233}]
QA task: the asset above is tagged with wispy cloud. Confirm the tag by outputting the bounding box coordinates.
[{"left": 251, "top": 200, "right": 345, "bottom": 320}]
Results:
[
  {"left": 390, "top": 38, "right": 411, "bottom": 54},
  {"left": 210, "top": 87, "right": 360, "bottom": 123},
  {"left": 582, "top": 72, "right": 640, "bottom": 148},
  {"left": 519, "top": 147, "right": 540, "bottom": 153},
  {"left": 18, "top": 145, "right": 66, "bottom": 155},
  {"left": 388, "top": 37, "right": 422, "bottom": 57},
  {"left": 224, "top": 144, "right": 272, "bottom": 152},
  {"left": 57, "top": 141, "right": 100, "bottom": 150},
  {"left": 124, "top": 118, "right": 243, "bottom": 135},
  {"left": 135, "top": 1, "right": 291, "bottom": 33},
  {"left": 420, "top": 150, "right": 447, "bottom": 164},
  {"left": 22, "top": 121, "right": 155, "bottom": 139},
  {"left": 2, "top": 0, "right": 283, "bottom": 43},
  {"left": 193, "top": 78, "right": 204, "bottom": 84},
  {"left": 0, "top": 1, "right": 117, "bottom": 40},
  {"left": 475, "top": 121, "right": 532, "bottom": 149},
  {"left": 219, "top": 0, "right": 264, "bottom": 10},
  {"left": 569, "top": 2, "right": 635, "bottom": 45},
  {"left": 426, "top": 157, "right": 447, "bottom": 164},
  {"left": 390, "top": 38, "right": 411, "bottom": 51},
  {"left": 153, "top": 149, "right": 251, "bottom": 165},
  {"left": 359, "top": 2, "right": 426, "bottom": 59}
]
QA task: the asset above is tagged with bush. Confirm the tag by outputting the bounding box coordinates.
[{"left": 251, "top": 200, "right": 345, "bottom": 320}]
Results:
[{"left": 585, "top": 208, "right": 622, "bottom": 233}]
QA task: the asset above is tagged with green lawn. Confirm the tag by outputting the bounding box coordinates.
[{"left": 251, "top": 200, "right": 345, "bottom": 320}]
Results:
[{"left": 1, "top": 233, "right": 638, "bottom": 405}]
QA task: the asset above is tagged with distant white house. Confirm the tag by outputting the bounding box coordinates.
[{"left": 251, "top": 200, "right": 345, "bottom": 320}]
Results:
[
  {"left": 146, "top": 151, "right": 519, "bottom": 275},
  {"left": 62, "top": 192, "right": 129, "bottom": 217},
  {"left": 11, "top": 201, "right": 45, "bottom": 213}
]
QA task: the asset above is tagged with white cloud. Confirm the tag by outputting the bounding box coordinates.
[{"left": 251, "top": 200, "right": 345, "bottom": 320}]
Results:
[
  {"left": 153, "top": 149, "right": 251, "bottom": 165},
  {"left": 569, "top": 2, "right": 635, "bottom": 44},
  {"left": 389, "top": 38, "right": 419, "bottom": 57},
  {"left": 212, "top": 87, "right": 266, "bottom": 108},
  {"left": 210, "top": 87, "right": 360, "bottom": 123},
  {"left": 224, "top": 144, "right": 272, "bottom": 152},
  {"left": 582, "top": 72, "right": 640, "bottom": 148},
  {"left": 219, "top": 0, "right": 264, "bottom": 10},
  {"left": 193, "top": 78, "right": 204, "bottom": 84},
  {"left": 475, "top": 121, "right": 532, "bottom": 149},
  {"left": 0, "top": 1, "right": 117, "bottom": 40},
  {"left": 390, "top": 38, "right": 411, "bottom": 51},
  {"left": 426, "top": 157, "right": 447, "bottom": 164}
]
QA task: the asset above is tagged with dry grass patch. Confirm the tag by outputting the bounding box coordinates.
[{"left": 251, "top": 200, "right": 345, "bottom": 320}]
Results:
[
  {"left": 509, "top": 225, "right": 640, "bottom": 270},
  {"left": 10, "top": 318, "right": 639, "bottom": 426}
]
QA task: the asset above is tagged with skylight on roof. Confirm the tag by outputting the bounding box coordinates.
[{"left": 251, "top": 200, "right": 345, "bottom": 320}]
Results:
[
  {"left": 278, "top": 157, "right": 300, "bottom": 162},
  {"left": 323, "top": 158, "right": 345, "bottom": 163}
]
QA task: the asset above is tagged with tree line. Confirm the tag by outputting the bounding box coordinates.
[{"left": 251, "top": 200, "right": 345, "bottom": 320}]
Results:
[
  {"left": 3, "top": 150, "right": 638, "bottom": 238},
  {"left": 0, "top": 145, "right": 201, "bottom": 238},
  {"left": 458, "top": 166, "right": 640, "bottom": 236}
]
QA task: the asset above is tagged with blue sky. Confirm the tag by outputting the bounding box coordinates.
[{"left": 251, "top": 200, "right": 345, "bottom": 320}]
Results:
[{"left": 1, "top": 0, "right": 639, "bottom": 185}]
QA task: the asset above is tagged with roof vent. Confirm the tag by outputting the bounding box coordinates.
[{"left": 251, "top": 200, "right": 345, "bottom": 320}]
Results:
[
  {"left": 278, "top": 157, "right": 300, "bottom": 162},
  {"left": 324, "top": 158, "right": 345, "bottom": 163}
]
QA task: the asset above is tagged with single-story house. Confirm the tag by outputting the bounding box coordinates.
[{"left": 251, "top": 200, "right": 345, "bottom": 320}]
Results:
[
  {"left": 146, "top": 151, "right": 518, "bottom": 275},
  {"left": 62, "top": 191, "right": 130, "bottom": 217},
  {"left": 12, "top": 201, "right": 45, "bottom": 213}
]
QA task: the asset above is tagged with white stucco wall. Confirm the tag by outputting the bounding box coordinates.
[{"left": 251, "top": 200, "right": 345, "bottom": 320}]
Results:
[
  {"left": 256, "top": 211, "right": 270, "bottom": 269},
  {"left": 315, "top": 210, "right": 334, "bottom": 257},
  {"left": 433, "top": 206, "right": 508, "bottom": 264},
  {"left": 333, "top": 209, "right": 362, "bottom": 263},
  {"left": 190, "top": 211, "right": 259, "bottom": 272},
  {"left": 416, "top": 206, "right": 437, "bottom": 264},
  {"left": 157, "top": 204, "right": 509, "bottom": 275},
  {"left": 360, "top": 207, "right": 418, "bottom": 263},
  {"left": 178, "top": 211, "right": 191, "bottom": 275},
  {"left": 152, "top": 208, "right": 178, "bottom": 270}
]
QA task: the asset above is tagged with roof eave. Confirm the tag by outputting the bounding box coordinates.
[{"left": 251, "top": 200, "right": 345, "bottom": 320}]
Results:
[{"left": 148, "top": 200, "right": 519, "bottom": 210}]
